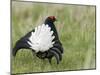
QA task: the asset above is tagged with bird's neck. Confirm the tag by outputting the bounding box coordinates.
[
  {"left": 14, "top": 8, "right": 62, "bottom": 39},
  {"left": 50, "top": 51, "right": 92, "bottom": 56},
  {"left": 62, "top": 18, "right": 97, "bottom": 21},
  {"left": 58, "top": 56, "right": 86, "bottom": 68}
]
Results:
[
  {"left": 45, "top": 21, "right": 55, "bottom": 29},
  {"left": 44, "top": 21, "right": 59, "bottom": 40}
]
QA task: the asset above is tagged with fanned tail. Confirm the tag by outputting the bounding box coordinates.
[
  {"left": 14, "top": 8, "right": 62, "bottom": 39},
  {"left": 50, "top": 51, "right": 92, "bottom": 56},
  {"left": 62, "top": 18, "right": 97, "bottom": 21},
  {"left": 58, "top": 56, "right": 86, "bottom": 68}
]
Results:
[{"left": 27, "top": 24, "right": 55, "bottom": 52}]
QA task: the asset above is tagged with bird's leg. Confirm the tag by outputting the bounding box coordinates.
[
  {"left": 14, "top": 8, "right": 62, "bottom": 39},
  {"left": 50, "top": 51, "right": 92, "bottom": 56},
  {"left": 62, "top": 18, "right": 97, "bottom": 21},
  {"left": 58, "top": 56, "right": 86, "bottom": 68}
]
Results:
[
  {"left": 36, "top": 52, "right": 47, "bottom": 59},
  {"left": 48, "top": 57, "right": 52, "bottom": 64}
]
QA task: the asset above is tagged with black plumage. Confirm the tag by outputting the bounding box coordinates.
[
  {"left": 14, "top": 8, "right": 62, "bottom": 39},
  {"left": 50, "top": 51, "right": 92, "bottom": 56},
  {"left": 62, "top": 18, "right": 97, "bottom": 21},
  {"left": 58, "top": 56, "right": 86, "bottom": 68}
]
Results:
[{"left": 13, "top": 16, "right": 63, "bottom": 64}]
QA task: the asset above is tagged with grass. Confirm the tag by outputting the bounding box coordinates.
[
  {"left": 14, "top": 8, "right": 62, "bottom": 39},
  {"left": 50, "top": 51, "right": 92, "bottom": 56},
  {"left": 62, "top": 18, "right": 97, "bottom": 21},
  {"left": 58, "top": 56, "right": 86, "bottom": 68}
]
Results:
[{"left": 11, "top": 1, "right": 96, "bottom": 74}]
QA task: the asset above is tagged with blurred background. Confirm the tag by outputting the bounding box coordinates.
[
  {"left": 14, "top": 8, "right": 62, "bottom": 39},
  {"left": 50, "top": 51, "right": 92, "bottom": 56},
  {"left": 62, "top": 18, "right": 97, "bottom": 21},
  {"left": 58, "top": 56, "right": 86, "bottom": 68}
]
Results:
[{"left": 12, "top": 1, "right": 96, "bottom": 74}]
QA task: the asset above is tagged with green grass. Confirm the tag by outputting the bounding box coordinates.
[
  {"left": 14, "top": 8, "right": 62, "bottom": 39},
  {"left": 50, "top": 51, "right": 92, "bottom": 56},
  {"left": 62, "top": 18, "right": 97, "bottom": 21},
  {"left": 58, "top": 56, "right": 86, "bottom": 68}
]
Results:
[{"left": 12, "top": 1, "right": 96, "bottom": 74}]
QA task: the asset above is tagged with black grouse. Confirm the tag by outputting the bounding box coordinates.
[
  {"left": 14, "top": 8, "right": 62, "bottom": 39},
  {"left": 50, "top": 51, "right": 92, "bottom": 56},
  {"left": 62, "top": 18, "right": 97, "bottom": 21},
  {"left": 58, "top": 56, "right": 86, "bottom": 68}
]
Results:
[{"left": 12, "top": 16, "right": 64, "bottom": 64}]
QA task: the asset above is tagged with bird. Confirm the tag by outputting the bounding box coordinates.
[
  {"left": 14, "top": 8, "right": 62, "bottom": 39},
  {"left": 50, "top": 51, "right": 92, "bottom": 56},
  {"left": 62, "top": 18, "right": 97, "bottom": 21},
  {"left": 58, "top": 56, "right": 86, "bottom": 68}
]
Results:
[{"left": 12, "top": 16, "right": 64, "bottom": 64}]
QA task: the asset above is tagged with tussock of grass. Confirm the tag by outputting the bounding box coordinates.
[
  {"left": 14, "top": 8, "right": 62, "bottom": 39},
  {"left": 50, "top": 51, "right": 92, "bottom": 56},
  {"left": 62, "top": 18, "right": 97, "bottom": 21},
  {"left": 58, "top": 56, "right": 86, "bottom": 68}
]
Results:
[{"left": 12, "top": 1, "right": 96, "bottom": 74}]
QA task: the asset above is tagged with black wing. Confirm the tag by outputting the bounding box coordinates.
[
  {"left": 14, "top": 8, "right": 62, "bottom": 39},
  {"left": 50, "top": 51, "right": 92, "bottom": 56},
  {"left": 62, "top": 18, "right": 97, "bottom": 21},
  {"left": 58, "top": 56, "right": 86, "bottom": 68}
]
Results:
[{"left": 12, "top": 29, "right": 35, "bottom": 56}]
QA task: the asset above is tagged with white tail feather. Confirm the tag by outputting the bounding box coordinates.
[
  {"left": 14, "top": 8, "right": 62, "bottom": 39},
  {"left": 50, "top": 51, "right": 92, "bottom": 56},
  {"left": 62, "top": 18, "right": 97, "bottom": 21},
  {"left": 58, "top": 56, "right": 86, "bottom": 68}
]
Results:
[{"left": 27, "top": 24, "right": 55, "bottom": 52}]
